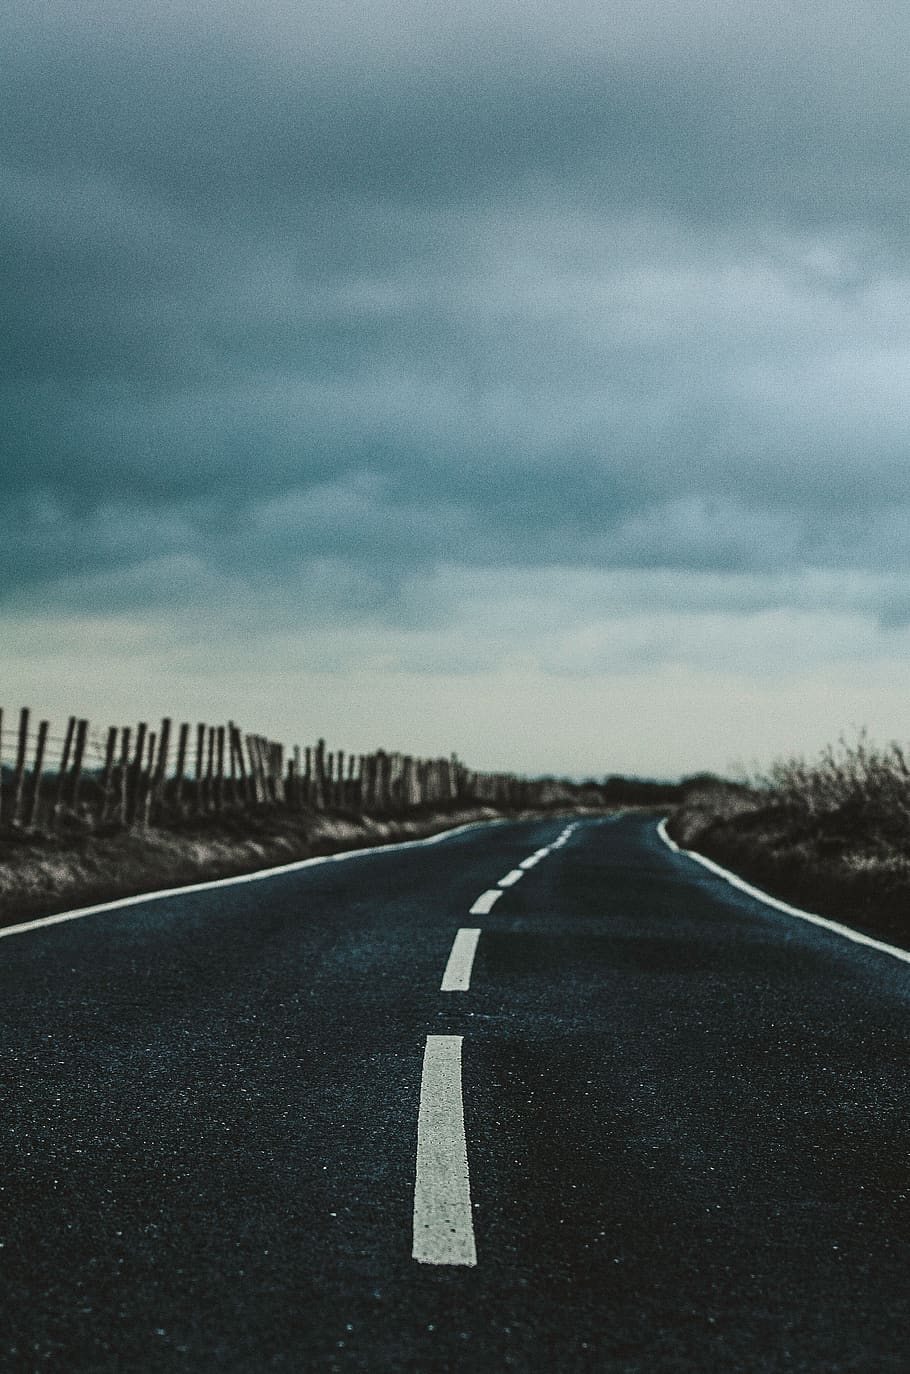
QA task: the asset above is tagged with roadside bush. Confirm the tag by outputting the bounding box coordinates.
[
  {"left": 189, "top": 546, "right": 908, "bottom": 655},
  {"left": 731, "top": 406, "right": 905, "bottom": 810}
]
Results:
[
  {"left": 759, "top": 732, "right": 910, "bottom": 849},
  {"left": 668, "top": 731, "right": 910, "bottom": 946}
]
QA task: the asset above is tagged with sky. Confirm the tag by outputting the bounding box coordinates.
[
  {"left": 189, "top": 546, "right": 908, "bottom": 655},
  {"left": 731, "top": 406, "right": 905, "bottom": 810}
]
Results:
[{"left": 2, "top": 0, "right": 907, "bottom": 778}]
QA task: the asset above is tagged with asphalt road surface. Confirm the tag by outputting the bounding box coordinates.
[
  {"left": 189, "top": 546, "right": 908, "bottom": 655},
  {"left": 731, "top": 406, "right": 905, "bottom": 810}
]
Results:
[{"left": 1, "top": 813, "right": 908, "bottom": 1372}]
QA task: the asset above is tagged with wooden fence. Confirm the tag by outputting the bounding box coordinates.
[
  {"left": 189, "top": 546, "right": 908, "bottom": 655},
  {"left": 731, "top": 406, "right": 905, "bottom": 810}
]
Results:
[{"left": 0, "top": 707, "right": 556, "bottom": 835}]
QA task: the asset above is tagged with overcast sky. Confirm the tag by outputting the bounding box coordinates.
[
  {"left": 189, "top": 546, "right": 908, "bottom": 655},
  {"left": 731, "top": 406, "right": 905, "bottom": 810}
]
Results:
[{"left": 2, "top": 0, "right": 906, "bottom": 777}]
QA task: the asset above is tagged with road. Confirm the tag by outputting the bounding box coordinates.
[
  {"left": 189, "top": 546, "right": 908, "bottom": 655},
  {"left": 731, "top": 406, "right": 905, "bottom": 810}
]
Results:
[{"left": 0, "top": 813, "right": 908, "bottom": 1372}]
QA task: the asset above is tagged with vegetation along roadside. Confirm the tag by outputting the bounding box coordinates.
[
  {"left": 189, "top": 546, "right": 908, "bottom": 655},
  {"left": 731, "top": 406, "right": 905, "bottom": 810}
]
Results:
[{"left": 668, "top": 733, "right": 910, "bottom": 952}]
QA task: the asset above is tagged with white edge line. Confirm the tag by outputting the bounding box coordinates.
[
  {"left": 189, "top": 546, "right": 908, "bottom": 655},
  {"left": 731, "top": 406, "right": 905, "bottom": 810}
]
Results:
[
  {"left": 440, "top": 928, "right": 481, "bottom": 992},
  {"left": 0, "top": 818, "right": 512, "bottom": 943},
  {"left": 656, "top": 816, "right": 910, "bottom": 967}
]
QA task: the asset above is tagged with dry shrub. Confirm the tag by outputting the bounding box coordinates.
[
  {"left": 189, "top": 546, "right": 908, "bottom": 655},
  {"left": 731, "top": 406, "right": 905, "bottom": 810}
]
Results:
[
  {"left": 669, "top": 731, "right": 910, "bottom": 945},
  {"left": 759, "top": 731, "right": 910, "bottom": 848}
]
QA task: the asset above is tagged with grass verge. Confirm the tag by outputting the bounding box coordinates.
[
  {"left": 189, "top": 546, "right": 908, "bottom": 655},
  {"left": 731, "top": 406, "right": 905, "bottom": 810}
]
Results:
[{"left": 0, "top": 804, "right": 611, "bottom": 929}]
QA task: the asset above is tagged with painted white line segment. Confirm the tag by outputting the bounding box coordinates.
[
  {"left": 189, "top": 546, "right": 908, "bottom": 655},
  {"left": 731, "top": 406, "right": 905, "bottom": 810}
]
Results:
[
  {"left": 518, "top": 856, "right": 541, "bottom": 870},
  {"left": 0, "top": 818, "right": 510, "bottom": 944},
  {"left": 441, "top": 928, "right": 481, "bottom": 991},
  {"left": 469, "top": 889, "right": 503, "bottom": 915},
  {"left": 533, "top": 847, "right": 551, "bottom": 857},
  {"left": 412, "top": 1035, "right": 477, "bottom": 1266},
  {"left": 657, "top": 817, "right": 910, "bottom": 968},
  {"left": 498, "top": 869, "right": 525, "bottom": 887}
]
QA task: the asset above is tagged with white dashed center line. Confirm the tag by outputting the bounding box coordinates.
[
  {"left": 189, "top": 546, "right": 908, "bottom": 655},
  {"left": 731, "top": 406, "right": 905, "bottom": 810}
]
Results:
[
  {"left": 440, "top": 928, "right": 481, "bottom": 991},
  {"left": 412, "top": 1035, "right": 477, "bottom": 1266},
  {"left": 469, "top": 889, "right": 503, "bottom": 915},
  {"left": 414, "top": 826, "right": 584, "bottom": 1268}
]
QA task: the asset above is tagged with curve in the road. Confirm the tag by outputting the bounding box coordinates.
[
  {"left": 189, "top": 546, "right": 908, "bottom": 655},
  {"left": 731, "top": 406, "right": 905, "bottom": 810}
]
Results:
[{"left": 658, "top": 817, "right": 910, "bottom": 966}]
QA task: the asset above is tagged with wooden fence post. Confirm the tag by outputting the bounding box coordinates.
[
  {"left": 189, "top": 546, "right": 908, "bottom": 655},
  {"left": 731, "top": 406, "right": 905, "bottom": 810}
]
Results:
[
  {"left": 215, "top": 726, "right": 225, "bottom": 812},
  {"left": 244, "top": 736, "right": 261, "bottom": 804},
  {"left": 140, "top": 730, "right": 156, "bottom": 828},
  {"left": 248, "top": 737, "right": 261, "bottom": 802},
  {"left": 370, "top": 752, "right": 380, "bottom": 812},
  {"left": 293, "top": 746, "right": 302, "bottom": 807},
  {"left": 127, "top": 723, "right": 147, "bottom": 827},
  {"left": 260, "top": 739, "right": 271, "bottom": 801},
  {"left": 52, "top": 715, "right": 76, "bottom": 825},
  {"left": 232, "top": 726, "right": 250, "bottom": 804},
  {"left": 255, "top": 737, "right": 269, "bottom": 802},
  {"left": 314, "top": 739, "right": 326, "bottom": 811},
  {"left": 151, "top": 718, "right": 171, "bottom": 823},
  {"left": 227, "top": 727, "right": 238, "bottom": 803},
  {"left": 99, "top": 726, "right": 118, "bottom": 825},
  {"left": 254, "top": 736, "right": 268, "bottom": 804},
  {"left": 226, "top": 722, "right": 238, "bottom": 804},
  {"left": 69, "top": 719, "right": 88, "bottom": 815},
  {"left": 11, "top": 707, "right": 30, "bottom": 826},
  {"left": 26, "top": 719, "right": 49, "bottom": 830},
  {"left": 263, "top": 738, "right": 274, "bottom": 801},
  {"left": 378, "top": 751, "right": 391, "bottom": 812},
  {"left": 117, "top": 727, "right": 131, "bottom": 827},
  {"left": 173, "top": 723, "right": 189, "bottom": 814},
  {"left": 254, "top": 738, "right": 265, "bottom": 801},
  {"left": 194, "top": 724, "right": 206, "bottom": 814},
  {"left": 273, "top": 743, "right": 285, "bottom": 803},
  {"left": 204, "top": 727, "right": 215, "bottom": 811}
]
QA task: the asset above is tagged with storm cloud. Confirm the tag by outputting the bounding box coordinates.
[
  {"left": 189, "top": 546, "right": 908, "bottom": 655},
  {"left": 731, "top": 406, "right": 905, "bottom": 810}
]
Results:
[{"left": 2, "top": 0, "right": 907, "bottom": 771}]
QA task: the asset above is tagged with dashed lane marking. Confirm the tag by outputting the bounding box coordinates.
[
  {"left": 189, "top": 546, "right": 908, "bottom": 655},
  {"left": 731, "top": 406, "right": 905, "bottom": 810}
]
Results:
[
  {"left": 440, "top": 928, "right": 481, "bottom": 991},
  {"left": 498, "top": 869, "right": 525, "bottom": 887},
  {"left": 469, "top": 889, "right": 503, "bottom": 915},
  {"left": 518, "top": 856, "right": 541, "bottom": 870},
  {"left": 412, "top": 1035, "right": 477, "bottom": 1266}
]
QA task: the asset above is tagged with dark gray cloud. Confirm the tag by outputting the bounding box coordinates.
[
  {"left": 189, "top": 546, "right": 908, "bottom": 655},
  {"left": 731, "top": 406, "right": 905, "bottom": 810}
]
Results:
[{"left": 2, "top": 0, "right": 907, "bottom": 638}]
